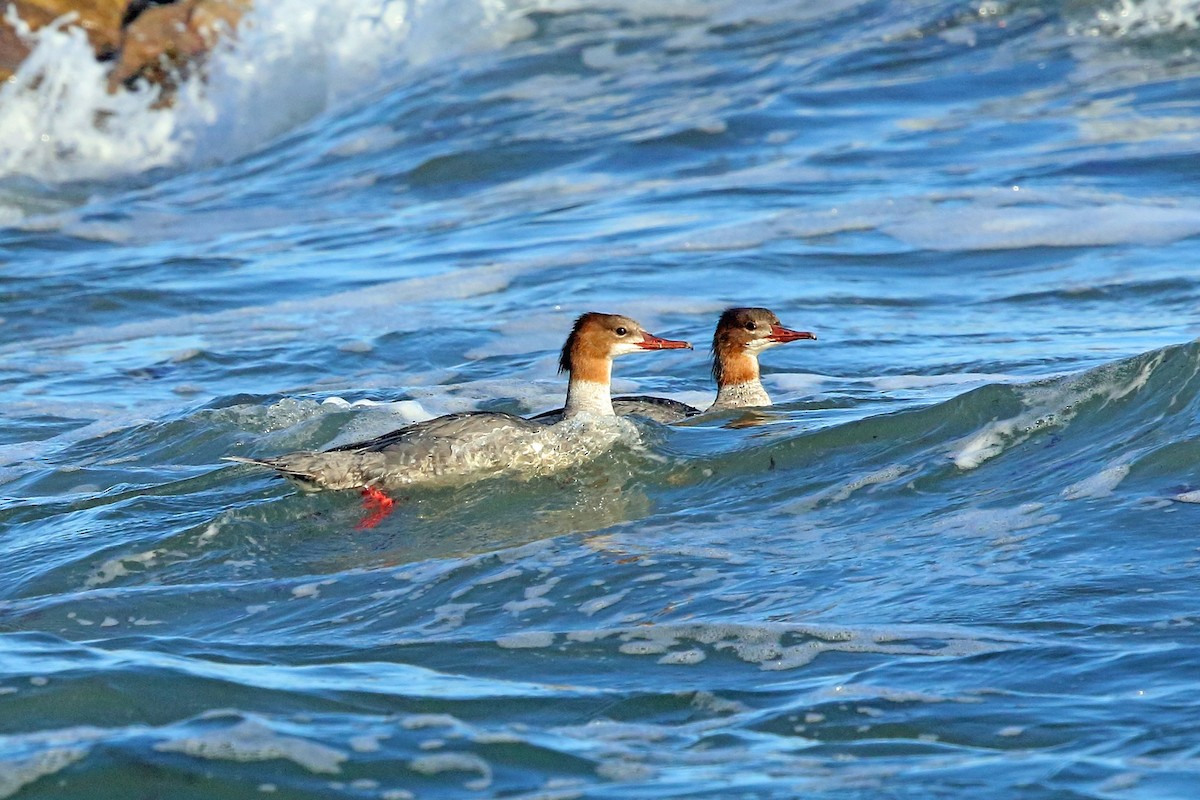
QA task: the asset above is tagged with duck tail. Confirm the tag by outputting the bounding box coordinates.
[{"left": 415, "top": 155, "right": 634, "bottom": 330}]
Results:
[{"left": 222, "top": 455, "right": 321, "bottom": 485}]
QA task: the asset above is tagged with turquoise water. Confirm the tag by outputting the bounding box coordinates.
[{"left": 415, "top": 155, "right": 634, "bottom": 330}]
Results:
[{"left": 4, "top": 0, "right": 1200, "bottom": 797}]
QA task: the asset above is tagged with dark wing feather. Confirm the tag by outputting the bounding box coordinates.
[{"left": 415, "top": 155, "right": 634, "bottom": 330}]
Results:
[{"left": 530, "top": 395, "right": 699, "bottom": 425}]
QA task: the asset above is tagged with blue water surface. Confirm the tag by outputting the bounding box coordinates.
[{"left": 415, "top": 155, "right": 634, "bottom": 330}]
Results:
[{"left": 3, "top": 0, "right": 1200, "bottom": 797}]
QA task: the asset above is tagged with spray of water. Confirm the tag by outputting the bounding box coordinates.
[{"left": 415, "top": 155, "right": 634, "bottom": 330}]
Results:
[{"left": 0, "top": 0, "right": 534, "bottom": 183}]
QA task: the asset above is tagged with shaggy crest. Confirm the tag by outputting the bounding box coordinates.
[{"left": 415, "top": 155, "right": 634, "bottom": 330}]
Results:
[
  {"left": 558, "top": 312, "right": 633, "bottom": 374},
  {"left": 710, "top": 307, "right": 778, "bottom": 384}
]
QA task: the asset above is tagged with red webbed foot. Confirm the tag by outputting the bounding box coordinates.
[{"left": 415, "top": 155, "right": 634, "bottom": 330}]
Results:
[{"left": 356, "top": 486, "right": 396, "bottom": 529}]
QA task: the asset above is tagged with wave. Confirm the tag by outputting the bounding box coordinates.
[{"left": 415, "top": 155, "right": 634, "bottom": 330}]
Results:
[
  {"left": 3, "top": 0, "right": 1198, "bottom": 193},
  {"left": 9, "top": 339, "right": 1198, "bottom": 593},
  {"left": 648, "top": 338, "right": 1200, "bottom": 526},
  {"left": 0, "top": 0, "right": 535, "bottom": 184}
]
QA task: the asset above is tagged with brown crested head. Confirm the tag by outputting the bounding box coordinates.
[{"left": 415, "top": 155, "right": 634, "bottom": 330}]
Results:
[
  {"left": 710, "top": 307, "right": 815, "bottom": 384},
  {"left": 559, "top": 312, "right": 691, "bottom": 379}
]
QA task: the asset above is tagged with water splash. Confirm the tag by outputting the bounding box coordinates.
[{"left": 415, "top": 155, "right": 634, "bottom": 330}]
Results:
[
  {"left": 0, "top": 0, "right": 535, "bottom": 184},
  {"left": 1088, "top": 0, "right": 1200, "bottom": 36}
]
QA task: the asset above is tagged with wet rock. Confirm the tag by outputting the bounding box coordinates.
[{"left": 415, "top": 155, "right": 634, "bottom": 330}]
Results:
[
  {"left": 109, "top": 0, "right": 249, "bottom": 91},
  {"left": 0, "top": 0, "right": 249, "bottom": 95},
  {"left": 0, "top": 13, "right": 30, "bottom": 80},
  {"left": 1, "top": 0, "right": 128, "bottom": 80}
]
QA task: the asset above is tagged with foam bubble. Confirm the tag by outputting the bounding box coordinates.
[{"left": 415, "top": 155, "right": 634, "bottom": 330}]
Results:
[
  {"left": 611, "top": 622, "right": 1017, "bottom": 671},
  {"left": 393, "top": 716, "right": 455, "bottom": 733},
  {"left": 409, "top": 752, "right": 493, "bottom": 790},
  {"left": 657, "top": 649, "right": 706, "bottom": 665},
  {"left": 0, "top": 746, "right": 88, "bottom": 799},
  {"left": 430, "top": 603, "right": 478, "bottom": 630},
  {"left": 953, "top": 353, "right": 1163, "bottom": 470},
  {"left": 595, "top": 760, "right": 655, "bottom": 781},
  {"left": 578, "top": 589, "right": 629, "bottom": 617},
  {"left": 619, "top": 639, "right": 671, "bottom": 656},
  {"left": 1077, "top": 0, "right": 1200, "bottom": 37},
  {"left": 478, "top": 566, "right": 523, "bottom": 585},
  {"left": 501, "top": 576, "right": 560, "bottom": 614},
  {"left": 496, "top": 631, "right": 555, "bottom": 649},
  {"left": 85, "top": 548, "right": 176, "bottom": 587},
  {"left": 794, "top": 464, "right": 913, "bottom": 510},
  {"left": 153, "top": 719, "right": 346, "bottom": 774},
  {"left": 321, "top": 398, "right": 432, "bottom": 424},
  {"left": 291, "top": 581, "right": 334, "bottom": 599},
  {"left": 1062, "top": 461, "right": 1132, "bottom": 500}
]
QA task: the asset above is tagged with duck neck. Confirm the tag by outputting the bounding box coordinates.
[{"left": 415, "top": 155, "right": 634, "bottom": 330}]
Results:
[
  {"left": 710, "top": 352, "right": 770, "bottom": 410},
  {"left": 563, "top": 358, "right": 614, "bottom": 418}
]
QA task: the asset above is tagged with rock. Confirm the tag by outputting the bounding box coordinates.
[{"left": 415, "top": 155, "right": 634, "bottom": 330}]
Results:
[
  {"left": 0, "top": 13, "right": 31, "bottom": 81},
  {"left": 0, "top": 0, "right": 249, "bottom": 95},
  {"left": 2, "top": 1, "right": 128, "bottom": 80},
  {"left": 108, "top": 0, "right": 249, "bottom": 91}
]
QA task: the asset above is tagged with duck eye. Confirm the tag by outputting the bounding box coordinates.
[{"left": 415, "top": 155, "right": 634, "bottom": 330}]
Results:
[
  {"left": 745, "top": 321, "right": 757, "bottom": 331},
  {"left": 615, "top": 326, "right": 628, "bottom": 336}
]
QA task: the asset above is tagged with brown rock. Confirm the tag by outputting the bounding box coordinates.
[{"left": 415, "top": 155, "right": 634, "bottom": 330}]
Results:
[
  {"left": 1, "top": 0, "right": 128, "bottom": 75},
  {"left": 0, "top": 13, "right": 32, "bottom": 82},
  {"left": 0, "top": 0, "right": 249, "bottom": 93},
  {"left": 109, "top": 0, "right": 249, "bottom": 91}
]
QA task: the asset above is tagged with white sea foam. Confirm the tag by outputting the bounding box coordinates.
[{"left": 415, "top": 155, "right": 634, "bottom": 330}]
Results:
[
  {"left": 290, "top": 580, "right": 335, "bottom": 599},
  {"left": 0, "top": 0, "right": 536, "bottom": 183},
  {"left": 501, "top": 576, "right": 561, "bottom": 614},
  {"left": 85, "top": 548, "right": 179, "bottom": 587},
  {"left": 657, "top": 648, "right": 706, "bottom": 665},
  {"left": 610, "top": 621, "right": 1016, "bottom": 671},
  {"left": 153, "top": 718, "right": 346, "bottom": 774},
  {"left": 430, "top": 602, "right": 478, "bottom": 630},
  {"left": 0, "top": 745, "right": 88, "bottom": 799},
  {"left": 321, "top": 397, "right": 431, "bottom": 418},
  {"left": 1062, "top": 460, "right": 1132, "bottom": 500},
  {"left": 1078, "top": 0, "right": 1200, "bottom": 36},
  {"left": 400, "top": 714, "right": 459, "bottom": 730},
  {"left": 496, "top": 631, "right": 556, "bottom": 648},
  {"left": 409, "top": 752, "right": 493, "bottom": 790},
  {"left": 793, "top": 464, "right": 913, "bottom": 511},
  {"left": 952, "top": 353, "right": 1162, "bottom": 470},
  {"left": 478, "top": 566, "right": 523, "bottom": 585},
  {"left": 578, "top": 589, "right": 629, "bottom": 616}
]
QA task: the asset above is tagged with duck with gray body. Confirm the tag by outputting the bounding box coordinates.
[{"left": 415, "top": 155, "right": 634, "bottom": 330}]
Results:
[{"left": 225, "top": 313, "right": 692, "bottom": 492}]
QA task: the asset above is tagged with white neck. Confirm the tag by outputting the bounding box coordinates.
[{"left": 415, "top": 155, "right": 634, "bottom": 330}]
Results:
[
  {"left": 563, "top": 372, "right": 614, "bottom": 418},
  {"left": 709, "top": 378, "right": 771, "bottom": 411}
]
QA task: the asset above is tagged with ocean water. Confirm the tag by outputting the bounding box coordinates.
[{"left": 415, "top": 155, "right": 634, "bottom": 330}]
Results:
[{"left": 3, "top": 0, "right": 1200, "bottom": 796}]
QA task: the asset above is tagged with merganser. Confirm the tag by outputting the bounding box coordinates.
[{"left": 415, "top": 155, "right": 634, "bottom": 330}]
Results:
[
  {"left": 707, "top": 307, "right": 816, "bottom": 410},
  {"left": 224, "top": 313, "right": 692, "bottom": 495},
  {"left": 532, "top": 307, "right": 815, "bottom": 424}
]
